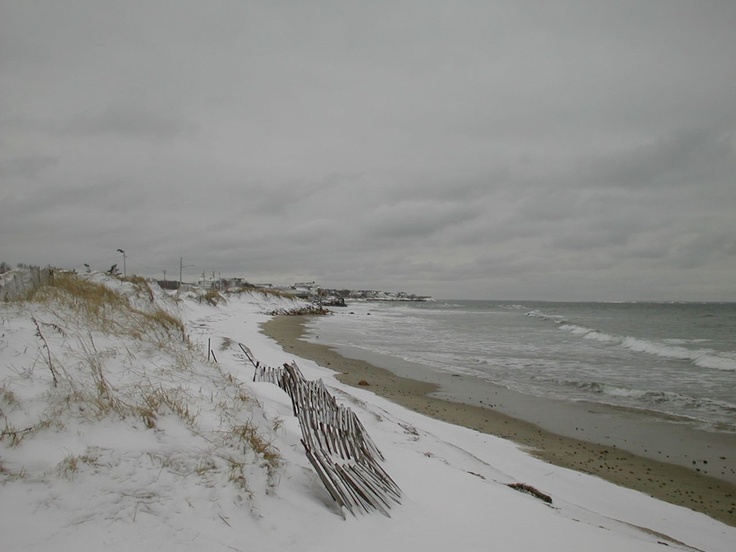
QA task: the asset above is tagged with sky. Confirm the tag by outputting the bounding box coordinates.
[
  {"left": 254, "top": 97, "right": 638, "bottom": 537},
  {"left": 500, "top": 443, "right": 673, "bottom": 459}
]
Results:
[{"left": 1, "top": 1, "right": 735, "bottom": 301}]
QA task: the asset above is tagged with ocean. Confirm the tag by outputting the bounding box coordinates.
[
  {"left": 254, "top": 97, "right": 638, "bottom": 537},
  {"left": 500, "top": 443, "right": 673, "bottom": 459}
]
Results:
[{"left": 303, "top": 300, "right": 736, "bottom": 435}]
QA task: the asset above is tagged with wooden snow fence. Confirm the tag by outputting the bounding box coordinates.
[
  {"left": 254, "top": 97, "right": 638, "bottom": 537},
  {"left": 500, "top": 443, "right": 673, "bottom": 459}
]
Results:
[{"left": 241, "top": 344, "right": 402, "bottom": 517}]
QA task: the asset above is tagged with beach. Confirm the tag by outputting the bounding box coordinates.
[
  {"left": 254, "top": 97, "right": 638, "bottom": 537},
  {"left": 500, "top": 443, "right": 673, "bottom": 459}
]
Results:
[
  {"left": 5, "top": 276, "right": 736, "bottom": 552},
  {"left": 262, "top": 314, "right": 736, "bottom": 527}
]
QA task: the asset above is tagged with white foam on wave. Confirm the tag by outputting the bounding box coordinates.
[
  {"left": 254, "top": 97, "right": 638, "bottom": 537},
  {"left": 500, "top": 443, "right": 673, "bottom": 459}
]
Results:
[
  {"left": 525, "top": 310, "right": 568, "bottom": 324},
  {"left": 694, "top": 354, "right": 736, "bottom": 371},
  {"left": 540, "top": 317, "right": 736, "bottom": 372},
  {"left": 559, "top": 379, "right": 736, "bottom": 426},
  {"left": 583, "top": 330, "right": 617, "bottom": 343},
  {"left": 574, "top": 380, "right": 678, "bottom": 402},
  {"left": 620, "top": 336, "right": 736, "bottom": 372}
]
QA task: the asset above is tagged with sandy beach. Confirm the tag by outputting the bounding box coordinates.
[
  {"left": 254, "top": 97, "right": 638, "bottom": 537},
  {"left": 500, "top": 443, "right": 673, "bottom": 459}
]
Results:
[{"left": 261, "top": 314, "right": 736, "bottom": 527}]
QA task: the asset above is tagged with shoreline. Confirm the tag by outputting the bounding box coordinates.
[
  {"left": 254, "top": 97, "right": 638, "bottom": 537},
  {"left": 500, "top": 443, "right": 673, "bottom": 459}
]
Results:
[{"left": 261, "top": 314, "right": 736, "bottom": 526}]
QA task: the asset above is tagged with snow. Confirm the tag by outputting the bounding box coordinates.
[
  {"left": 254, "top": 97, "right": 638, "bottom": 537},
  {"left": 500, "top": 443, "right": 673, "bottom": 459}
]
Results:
[{"left": 1, "top": 274, "right": 734, "bottom": 551}]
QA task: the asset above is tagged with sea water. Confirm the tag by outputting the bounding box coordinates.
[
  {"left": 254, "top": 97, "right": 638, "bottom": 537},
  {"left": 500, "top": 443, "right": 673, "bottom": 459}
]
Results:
[{"left": 304, "top": 300, "right": 736, "bottom": 435}]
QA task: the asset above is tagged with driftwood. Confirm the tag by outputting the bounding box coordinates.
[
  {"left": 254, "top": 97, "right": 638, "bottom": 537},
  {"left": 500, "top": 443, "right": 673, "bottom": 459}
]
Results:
[
  {"left": 507, "top": 482, "right": 553, "bottom": 504},
  {"left": 242, "top": 344, "right": 401, "bottom": 517}
]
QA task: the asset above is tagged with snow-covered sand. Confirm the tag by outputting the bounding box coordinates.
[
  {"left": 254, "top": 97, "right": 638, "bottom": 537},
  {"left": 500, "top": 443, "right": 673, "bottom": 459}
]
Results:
[
  {"left": 262, "top": 314, "right": 736, "bottom": 525},
  {"left": 1, "top": 274, "right": 734, "bottom": 551}
]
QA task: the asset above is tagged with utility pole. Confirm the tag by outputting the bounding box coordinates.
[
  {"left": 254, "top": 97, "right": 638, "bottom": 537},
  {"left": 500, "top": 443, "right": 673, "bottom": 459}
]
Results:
[
  {"left": 117, "top": 249, "right": 126, "bottom": 277},
  {"left": 163, "top": 270, "right": 167, "bottom": 283},
  {"left": 179, "top": 257, "right": 194, "bottom": 289}
]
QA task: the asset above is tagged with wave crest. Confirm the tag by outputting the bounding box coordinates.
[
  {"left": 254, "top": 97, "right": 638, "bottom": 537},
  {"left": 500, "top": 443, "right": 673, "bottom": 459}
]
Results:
[
  {"left": 565, "top": 380, "right": 736, "bottom": 418},
  {"left": 527, "top": 311, "right": 736, "bottom": 372}
]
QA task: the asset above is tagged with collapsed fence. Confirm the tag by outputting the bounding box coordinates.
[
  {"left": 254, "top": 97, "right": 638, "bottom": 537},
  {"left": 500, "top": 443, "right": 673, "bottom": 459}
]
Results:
[
  {"left": 0, "top": 267, "right": 54, "bottom": 302},
  {"left": 242, "top": 344, "right": 402, "bottom": 517}
]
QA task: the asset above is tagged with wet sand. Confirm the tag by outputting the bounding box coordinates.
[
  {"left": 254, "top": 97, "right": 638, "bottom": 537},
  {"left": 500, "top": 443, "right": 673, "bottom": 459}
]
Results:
[{"left": 261, "top": 315, "right": 736, "bottom": 527}]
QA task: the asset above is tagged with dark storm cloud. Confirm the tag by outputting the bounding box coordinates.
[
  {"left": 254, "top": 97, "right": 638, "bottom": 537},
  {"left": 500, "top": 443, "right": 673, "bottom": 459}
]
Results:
[
  {"left": 0, "top": 154, "right": 58, "bottom": 178},
  {"left": 61, "top": 106, "right": 199, "bottom": 141},
  {"left": 580, "top": 129, "right": 736, "bottom": 190},
  {"left": 366, "top": 200, "right": 485, "bottom": 241},
  {"left": 1, "top": 1, "right": 735, "bottom": 300}
]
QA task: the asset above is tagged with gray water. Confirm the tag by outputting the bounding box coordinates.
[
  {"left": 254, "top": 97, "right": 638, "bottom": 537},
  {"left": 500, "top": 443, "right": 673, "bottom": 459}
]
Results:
[{"left": 305, "top": 300, "right": 736, "bottom": 434}]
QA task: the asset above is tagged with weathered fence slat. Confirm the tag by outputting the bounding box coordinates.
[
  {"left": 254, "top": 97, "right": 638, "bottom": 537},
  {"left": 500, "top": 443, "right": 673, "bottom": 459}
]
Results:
[{"left": 247, "top": 346, "right": 401, "bottom": 516}]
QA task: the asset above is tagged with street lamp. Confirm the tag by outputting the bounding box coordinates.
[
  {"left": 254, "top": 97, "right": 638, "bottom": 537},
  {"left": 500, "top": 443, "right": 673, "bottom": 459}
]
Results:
[{"left": 116, "top": 249, "right": 126, "bottom": 277}]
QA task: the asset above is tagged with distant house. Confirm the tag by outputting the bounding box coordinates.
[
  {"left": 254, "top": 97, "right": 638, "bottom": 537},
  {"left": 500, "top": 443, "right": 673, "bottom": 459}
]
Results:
[
  {"left": 269, "top": 281, "right": 320, "bottom": 298},
  {"left": 292, "top": 281, "right": 320, "bottom": 297},
  {"left": 219, "top": 277, "right": 245, "bottom": 290}
]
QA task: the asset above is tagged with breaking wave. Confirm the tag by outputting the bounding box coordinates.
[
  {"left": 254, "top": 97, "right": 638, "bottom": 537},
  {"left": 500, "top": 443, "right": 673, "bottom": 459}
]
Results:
[
  {"left": 526, "top": 311, "right": 736, "bottom": 372},
  {"left": 556, "top": 379, "right": 736, "bottom": 428}
]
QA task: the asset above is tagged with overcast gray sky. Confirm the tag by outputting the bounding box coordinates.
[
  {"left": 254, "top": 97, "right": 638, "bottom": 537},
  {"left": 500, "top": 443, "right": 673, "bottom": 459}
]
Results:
[{"left": 2, "top": 1, "right": 735, "bottom": 300}]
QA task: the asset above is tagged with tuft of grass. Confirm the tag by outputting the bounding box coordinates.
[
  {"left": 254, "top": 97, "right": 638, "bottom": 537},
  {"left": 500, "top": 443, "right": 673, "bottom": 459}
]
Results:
[
  {"left": 72, "top": 335, "right": 124, "bottom": 418},
  {"left": 226, "top": 457, "right": 251, "bottom": 493},
  {"left": 200, "top": 289, "right": 225, "bottom": 306},
  {"left": 56, "top": 452, "right": 99, "bottom": 478},
  {"left": 220, "top": 337, "right": 233, "bottom": 351},
  {"left": 223, "top": 373, "right": 258, "bottom": 406},
  {"left": 1, "top": 417, "right": 57, "bottom": 447},
  {"left": 0, "top": 384, "right": 18, "bottom": 408},
  {"left": 120, "top": 275, "right": 155, "bottom": 302},
  {"left": 1, "top": 422, "right": 30, "bottom": 447},
  {"left": 195, "top": 459, "right": 217, "bottom": 476},
  {"left": 229, "top": 422, "right": 283, "bottom": 484},
  {"left": 56, "top": 454, "right": 79, "bottom": 477},
  {"left": 272, "top": 417, "right": 285, "bottom": 433},
  {"left": 119, "top": 274, "right": 147, "bottom": 287},
  {"left": 0, "top": 460, "right": 27, "bottom": 480},
  {"left": 134, "top": 308, "right": 188, "bottom": 343},
  {"left": 236, "top": 390, "right": 252, "bottom": 403},
  {"left": 138, "top": 387, "right": 197, "bottom": 428}
]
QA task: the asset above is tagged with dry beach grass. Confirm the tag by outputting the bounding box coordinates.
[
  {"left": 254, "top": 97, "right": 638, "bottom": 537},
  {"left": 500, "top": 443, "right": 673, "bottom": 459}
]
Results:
[{"left": 1, "top": 272, "right": 285, "bottom": 498}]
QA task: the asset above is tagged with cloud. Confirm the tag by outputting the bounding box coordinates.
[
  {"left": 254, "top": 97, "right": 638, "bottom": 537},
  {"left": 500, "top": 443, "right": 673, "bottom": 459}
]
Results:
[
  {"left": 0, "top": 154, "right": 58, "bottom": 178},
  {"left": 580, "top": 129, "right": 736, "bottom": 190},
  {"left": 61, "top": 106, "right": 199, "bottom": 141},
  {"left": 1, "top": 2, "right": 736, "bottom": 300},
  {"left": 365, "top": 200, "right": 485, "bottom": 241}
]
